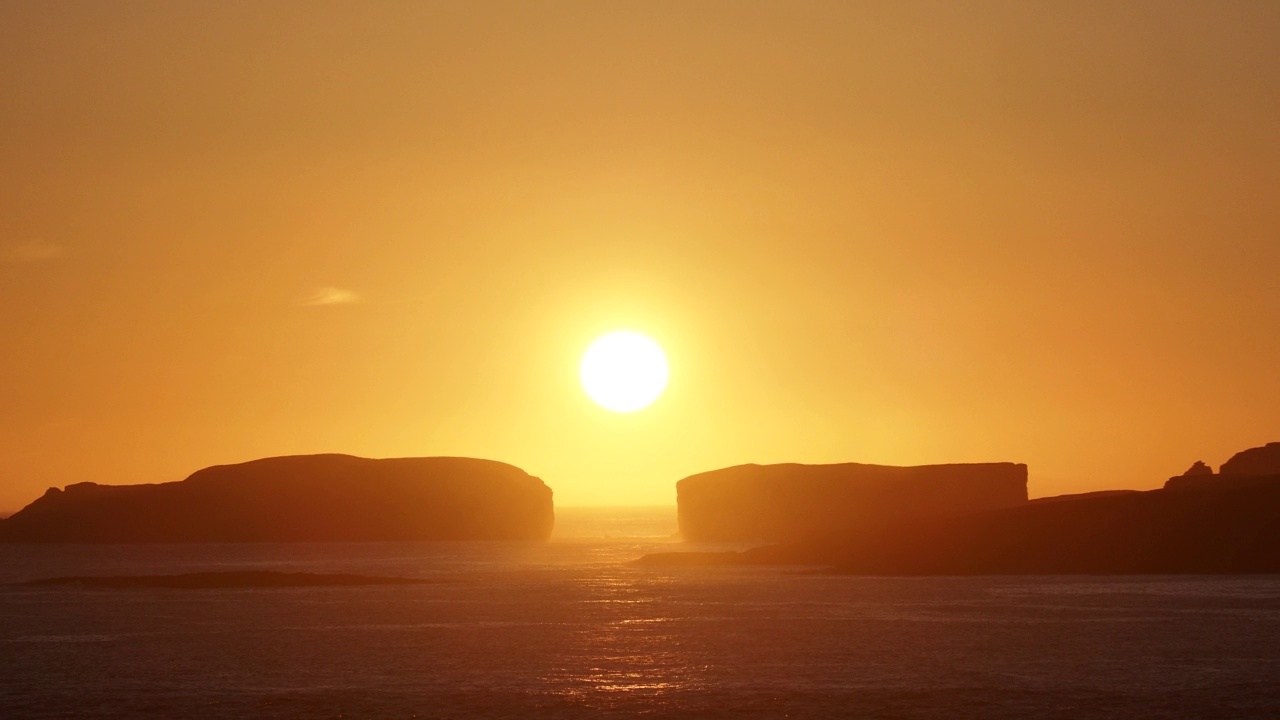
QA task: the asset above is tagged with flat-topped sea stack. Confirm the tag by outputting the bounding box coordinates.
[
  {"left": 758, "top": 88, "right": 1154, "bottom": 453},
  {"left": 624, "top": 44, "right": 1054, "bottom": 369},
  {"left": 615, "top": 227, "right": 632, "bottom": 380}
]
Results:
[
  {"left": 677, "top": 461, "right": 1028, "bottom": 542},
  {"left": 0, "top": 454, "right": 554, "bottom": 543}
]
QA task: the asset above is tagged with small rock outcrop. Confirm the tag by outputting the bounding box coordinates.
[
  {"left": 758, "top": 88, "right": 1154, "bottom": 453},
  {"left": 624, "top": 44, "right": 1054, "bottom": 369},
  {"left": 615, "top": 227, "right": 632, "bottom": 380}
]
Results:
[
  {"left": 0, "top": 454, "right": 554, "bottom": 543},
  {"left": 1182, "top": 461, "right": 1213, "bottom": 476},
  {"left": 1164, "top": 442, "right": 1280, "bottom": 491},
  {"left": 677, "top": 461, "right": 1028, "bottom": 542},
  {"left": 1164, "top": 460, "right": 1217, "bottom": 489},
  {"left": 1219, "top": 442, "right": 1280, "bottom": 477}
]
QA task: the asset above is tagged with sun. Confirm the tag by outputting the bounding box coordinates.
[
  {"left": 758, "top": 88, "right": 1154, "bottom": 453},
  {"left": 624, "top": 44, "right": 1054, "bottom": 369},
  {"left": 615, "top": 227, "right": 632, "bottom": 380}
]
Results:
[{"left": 579, "top": 330, "right": 669, "bottom": 413}]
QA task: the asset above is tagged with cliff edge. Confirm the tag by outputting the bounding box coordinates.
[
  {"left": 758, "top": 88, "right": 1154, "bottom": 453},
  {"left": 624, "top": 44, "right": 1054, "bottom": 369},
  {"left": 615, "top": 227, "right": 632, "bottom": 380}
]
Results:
[{"left": 1219, "top": 442, "right": 1280, "bottom": 477}]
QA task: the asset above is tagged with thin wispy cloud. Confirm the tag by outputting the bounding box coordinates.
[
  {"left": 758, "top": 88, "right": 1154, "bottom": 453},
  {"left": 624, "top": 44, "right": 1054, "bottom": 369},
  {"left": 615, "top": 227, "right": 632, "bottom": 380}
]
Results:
[
  {"left": 2, "top": 239, "right": 66, "bottom": 263},
  {"left": 297, "top": 286, "right": 363, "bottom": 307}
]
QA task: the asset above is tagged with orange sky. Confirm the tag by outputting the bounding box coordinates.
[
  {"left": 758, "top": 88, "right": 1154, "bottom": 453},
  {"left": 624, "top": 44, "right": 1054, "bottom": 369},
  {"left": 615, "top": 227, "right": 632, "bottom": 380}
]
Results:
[{"left": 2, "top": 1, "right": 1277, "bottom": 510}]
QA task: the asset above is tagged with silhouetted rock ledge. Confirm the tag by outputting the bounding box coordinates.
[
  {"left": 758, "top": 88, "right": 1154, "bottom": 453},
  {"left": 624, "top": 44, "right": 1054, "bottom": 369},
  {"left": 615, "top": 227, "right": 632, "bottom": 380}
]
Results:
[
  {"left": 640, "top": 475, "right": 1280, "bottom": 574},
  {"left": 1220, "top": 442, "right": 1280, "bottom": 477},
  {"left": 1165, "top": 441, "right": 1280, "bottom": 490},
  {"left": 20, "top": 571, "right": 437, "bottom": 589},
  {"left": 0, "top": 454, "right": 554, "bottom": 543},
  {"left": 677, "top": 461, "right": 1028, "bottom": 542}
]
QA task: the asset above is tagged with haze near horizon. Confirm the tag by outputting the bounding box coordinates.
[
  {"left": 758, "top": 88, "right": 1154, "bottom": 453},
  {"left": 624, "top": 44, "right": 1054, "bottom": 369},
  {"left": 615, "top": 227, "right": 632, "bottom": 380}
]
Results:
[{"left": 2, "top": 1, "right": 1278, "bottom": 510}]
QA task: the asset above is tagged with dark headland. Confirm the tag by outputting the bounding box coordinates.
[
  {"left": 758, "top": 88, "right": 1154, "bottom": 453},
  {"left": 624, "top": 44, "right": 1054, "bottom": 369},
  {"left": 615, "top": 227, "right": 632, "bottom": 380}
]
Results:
[
  {"left": 639, "top": 443, "right": 1280, "bottom": 574},
  {"left": 0, "top": 454, "right": 554, "bottom": 543}
]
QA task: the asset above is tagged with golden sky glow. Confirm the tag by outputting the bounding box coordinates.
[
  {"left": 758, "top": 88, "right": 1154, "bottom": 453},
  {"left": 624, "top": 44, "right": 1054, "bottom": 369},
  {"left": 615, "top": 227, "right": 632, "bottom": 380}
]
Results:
[{"left": 1, "top": 1, "right": 1278, "bottom": 508}]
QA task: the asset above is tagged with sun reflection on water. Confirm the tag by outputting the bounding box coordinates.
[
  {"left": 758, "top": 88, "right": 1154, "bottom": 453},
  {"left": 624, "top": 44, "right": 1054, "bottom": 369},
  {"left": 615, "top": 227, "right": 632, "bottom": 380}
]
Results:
[{"left": 539, "top": 569, "right": 708, "bottom": 707}]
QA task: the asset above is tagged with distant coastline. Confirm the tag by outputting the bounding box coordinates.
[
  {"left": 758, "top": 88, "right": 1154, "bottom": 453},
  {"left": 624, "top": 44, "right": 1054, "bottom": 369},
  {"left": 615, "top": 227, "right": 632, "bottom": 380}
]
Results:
[
  {"left": 643, "top": 442, "right": 1280, "bottom": 575},
  {"left": 5, "top": 444, "right": 1278, "bottom": 576}
]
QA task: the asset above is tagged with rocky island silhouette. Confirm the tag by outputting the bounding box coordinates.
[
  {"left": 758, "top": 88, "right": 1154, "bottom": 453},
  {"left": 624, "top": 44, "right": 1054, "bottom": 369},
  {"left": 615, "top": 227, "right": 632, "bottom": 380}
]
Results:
[
  {"left": 0, "top": 454, "right": 554, "bottom": 543},
  {"left": 676, "top": 461, "right": 1028, "bottom": 542},
  {"left": 3, "top": 445, "right": 1277, "bottom": 575},
  {"left": 640, "top": 442, "right": 1280, "bottom": 574}
]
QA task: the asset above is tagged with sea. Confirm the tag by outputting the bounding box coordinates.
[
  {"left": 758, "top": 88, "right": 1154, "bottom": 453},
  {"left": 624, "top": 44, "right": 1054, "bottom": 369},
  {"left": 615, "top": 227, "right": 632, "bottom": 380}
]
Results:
[{"left": 1, "top": 506, "right": 1277, "bottom": 719}]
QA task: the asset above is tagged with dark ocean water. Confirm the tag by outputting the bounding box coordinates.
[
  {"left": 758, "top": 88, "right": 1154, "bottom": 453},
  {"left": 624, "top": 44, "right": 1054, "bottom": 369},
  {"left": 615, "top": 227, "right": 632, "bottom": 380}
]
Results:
[{"left": 1, "top": 507, "right": 1277, "bottom": 719}]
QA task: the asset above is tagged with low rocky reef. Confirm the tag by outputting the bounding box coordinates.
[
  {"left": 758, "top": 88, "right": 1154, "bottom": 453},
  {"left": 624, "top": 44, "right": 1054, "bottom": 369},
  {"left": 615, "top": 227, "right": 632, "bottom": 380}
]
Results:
[
  {"left": 677, "top": 461, "right": 1028, "bottom": 542},
  {"left": 21, "top": 571, "right": 437, "bottom": 589},
  {"left": 643, "top": 443, "right": 1280, "bottom": 574},
  {"left": 0, "top": 454, "right": 554, "bottom": 543}
]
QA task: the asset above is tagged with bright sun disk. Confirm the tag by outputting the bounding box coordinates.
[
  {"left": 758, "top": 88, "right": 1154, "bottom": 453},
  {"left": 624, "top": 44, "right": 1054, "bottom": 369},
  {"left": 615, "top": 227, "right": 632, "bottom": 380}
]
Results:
[{"left": 579, "top": 331, "right": 669, "bottom": 413}]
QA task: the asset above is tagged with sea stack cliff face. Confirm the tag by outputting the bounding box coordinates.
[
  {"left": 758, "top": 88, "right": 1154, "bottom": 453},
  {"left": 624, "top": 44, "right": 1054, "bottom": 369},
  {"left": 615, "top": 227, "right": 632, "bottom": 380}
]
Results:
[
  {"left": 677, "top": 462, "right": 1028, "bottom": 542},
  {"left": 0, "top": 455, "right": 554, "bottom": 543}
]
